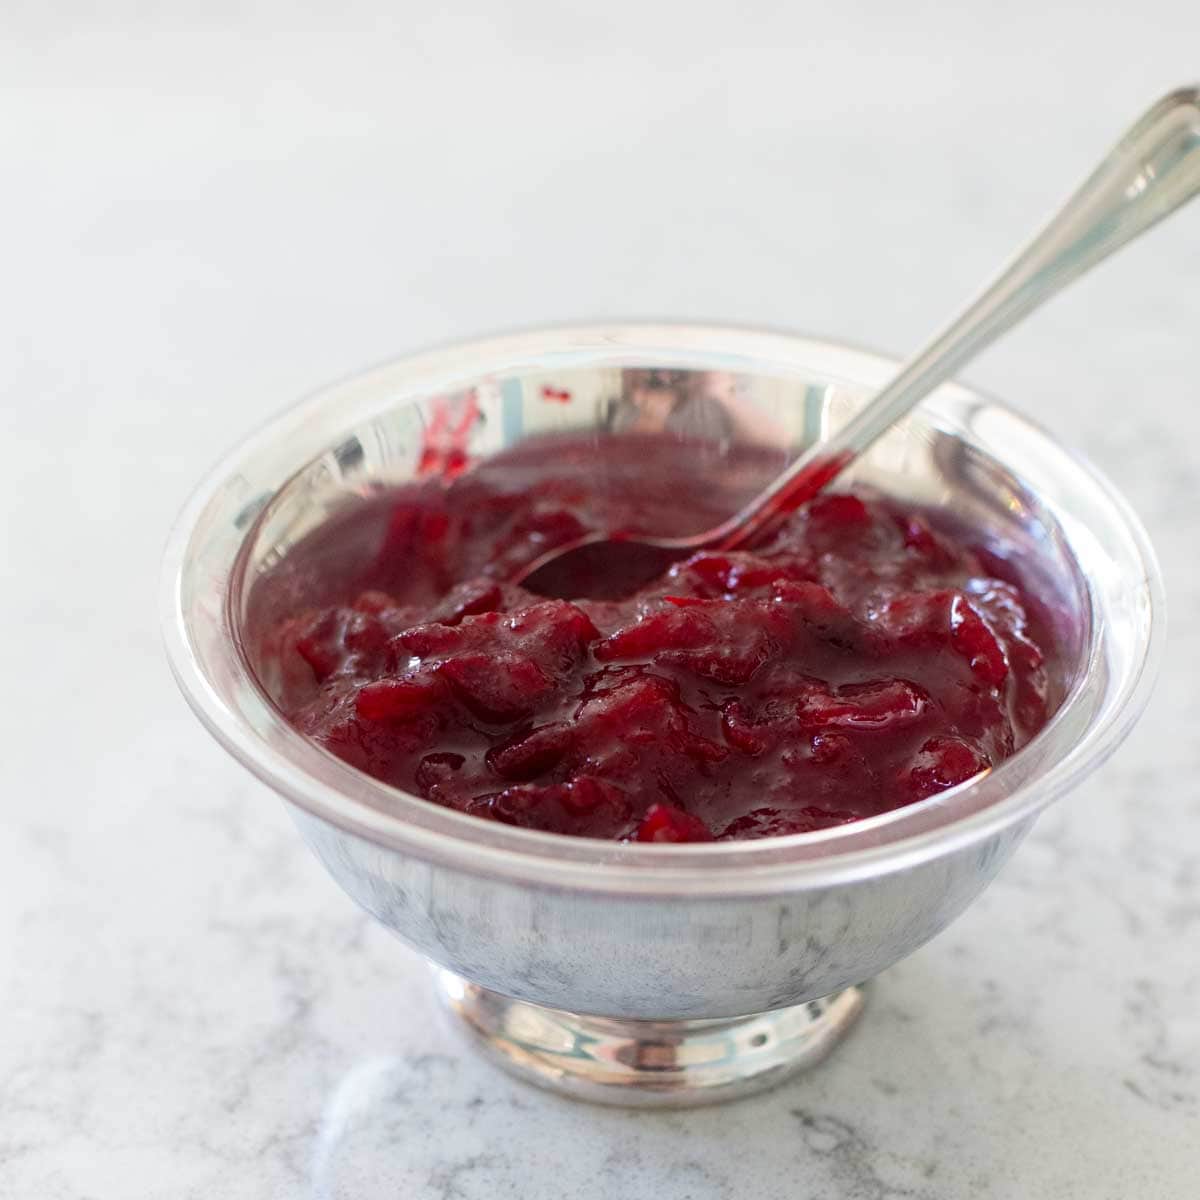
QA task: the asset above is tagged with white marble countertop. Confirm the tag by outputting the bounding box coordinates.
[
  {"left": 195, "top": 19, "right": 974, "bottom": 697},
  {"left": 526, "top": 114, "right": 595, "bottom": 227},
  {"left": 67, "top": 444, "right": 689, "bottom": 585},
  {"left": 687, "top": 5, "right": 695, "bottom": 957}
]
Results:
[{"left": 3, "top": 4, "right": 1199, "bottom": 1197}]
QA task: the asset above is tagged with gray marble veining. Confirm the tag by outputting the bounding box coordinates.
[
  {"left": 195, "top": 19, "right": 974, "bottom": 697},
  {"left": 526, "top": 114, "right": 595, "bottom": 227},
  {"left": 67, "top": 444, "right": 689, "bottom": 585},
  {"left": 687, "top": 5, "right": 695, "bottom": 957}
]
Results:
[{"left": 3, "top": 2, "right": 1199, "bottom": 1196}]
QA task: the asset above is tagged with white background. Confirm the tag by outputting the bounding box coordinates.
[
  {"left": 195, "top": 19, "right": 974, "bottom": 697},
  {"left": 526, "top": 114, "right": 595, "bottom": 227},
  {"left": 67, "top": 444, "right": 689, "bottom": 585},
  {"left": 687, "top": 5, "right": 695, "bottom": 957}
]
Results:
[{"left": 3, "top": 4, "right": 1198, "bottom": 1198}]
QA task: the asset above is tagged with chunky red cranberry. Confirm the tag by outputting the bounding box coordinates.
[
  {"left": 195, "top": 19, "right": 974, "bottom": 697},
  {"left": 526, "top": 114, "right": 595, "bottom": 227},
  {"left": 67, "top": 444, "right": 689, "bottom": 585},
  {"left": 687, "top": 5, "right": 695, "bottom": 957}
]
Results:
[
  {"left": 355, "top": 675, "right": 442, "bottom": 722},
  {"left": 487, "top": 722, "right": 574, "bottom": 780},
  {"left": 430, "top": 578, "right": 503, "bottom": 626},
  {"left": 484, "top": 776, "right": 633, "bottom": 838},
  {"left": 293, "top": 608, "right": 390, "bottom": 683},
  {"left": 635, "top": 802, "right": 714, "bottom": 843},
  {"left": 259, "top": 437, "right": 1057, "bottom": 841},
  {"left": 896, "top": 736, "right": 993, "bottom": 803},
  {"left": 719, "top": 804, "right": 859, "bottom": 840},
  {"left": 596, "top": 598, "right": 798, "bottom": 685}
]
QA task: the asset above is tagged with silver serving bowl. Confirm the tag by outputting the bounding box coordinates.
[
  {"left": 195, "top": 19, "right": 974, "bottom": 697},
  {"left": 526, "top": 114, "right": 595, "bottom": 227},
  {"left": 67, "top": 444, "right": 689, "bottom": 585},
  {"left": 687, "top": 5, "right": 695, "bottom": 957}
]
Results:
[{"left": 162, "top": 325, "right": 1162, "bottom": 1106}]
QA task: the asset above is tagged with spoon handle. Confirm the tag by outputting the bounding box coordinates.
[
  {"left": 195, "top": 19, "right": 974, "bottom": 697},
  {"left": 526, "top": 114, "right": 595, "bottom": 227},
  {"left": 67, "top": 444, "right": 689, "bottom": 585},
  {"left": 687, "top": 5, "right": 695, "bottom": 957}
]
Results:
[{"left": 728, "top": 87, "right": 1200, "bottom": 542}]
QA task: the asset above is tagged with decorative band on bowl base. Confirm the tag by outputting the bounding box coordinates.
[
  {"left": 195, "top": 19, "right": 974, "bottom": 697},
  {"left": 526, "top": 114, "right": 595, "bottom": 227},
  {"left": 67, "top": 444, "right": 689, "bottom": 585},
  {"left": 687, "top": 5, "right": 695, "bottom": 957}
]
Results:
[{"left": 434, "top": 968, "right": 866, "bottom": 1108}]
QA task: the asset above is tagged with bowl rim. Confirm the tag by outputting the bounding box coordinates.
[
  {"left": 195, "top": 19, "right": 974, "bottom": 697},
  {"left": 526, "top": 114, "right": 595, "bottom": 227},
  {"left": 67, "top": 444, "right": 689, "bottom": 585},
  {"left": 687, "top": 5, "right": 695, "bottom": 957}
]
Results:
[{"left": 161, "top": 322, "right": 1165, "bottom": 896}]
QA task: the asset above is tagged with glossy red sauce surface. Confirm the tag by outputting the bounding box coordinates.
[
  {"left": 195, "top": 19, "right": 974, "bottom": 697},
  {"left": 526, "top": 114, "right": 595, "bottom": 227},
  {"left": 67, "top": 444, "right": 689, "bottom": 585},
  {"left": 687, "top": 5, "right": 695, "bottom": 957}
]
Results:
[{"left": 254, "top": 437, "right": 1055, "bottom": 842}]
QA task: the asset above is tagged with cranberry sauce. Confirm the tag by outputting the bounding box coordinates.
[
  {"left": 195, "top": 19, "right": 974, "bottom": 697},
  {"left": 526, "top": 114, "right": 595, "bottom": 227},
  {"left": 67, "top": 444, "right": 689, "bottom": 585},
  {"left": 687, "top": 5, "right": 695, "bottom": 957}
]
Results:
[{"left": 251, "top": 435, "right": 1057, "bottom": 842}]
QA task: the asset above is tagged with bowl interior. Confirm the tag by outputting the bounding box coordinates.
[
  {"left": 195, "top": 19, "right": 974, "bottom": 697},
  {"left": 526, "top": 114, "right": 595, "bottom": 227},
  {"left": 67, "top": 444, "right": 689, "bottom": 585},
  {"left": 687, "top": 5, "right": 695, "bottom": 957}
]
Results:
[{"left": 234, "top": 348, "right": 1092, "bottom": 801}]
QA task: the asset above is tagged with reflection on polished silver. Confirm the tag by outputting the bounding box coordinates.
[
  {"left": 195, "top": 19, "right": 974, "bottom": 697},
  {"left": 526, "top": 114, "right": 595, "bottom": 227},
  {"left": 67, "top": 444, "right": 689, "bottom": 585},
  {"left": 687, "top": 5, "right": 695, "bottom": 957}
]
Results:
[
  {"left": 163, "top": 325, "right": 1163, "bottom": 1106},
  {"left": 435, "top": 970, "right": 866, "bottom": 1107}
]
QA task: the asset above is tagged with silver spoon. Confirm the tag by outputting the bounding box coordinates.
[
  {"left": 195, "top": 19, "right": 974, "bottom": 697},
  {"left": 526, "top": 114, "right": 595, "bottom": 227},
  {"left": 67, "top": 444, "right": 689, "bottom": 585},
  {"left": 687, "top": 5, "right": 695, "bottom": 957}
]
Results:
[{"left": 519, "top": 86, "right": 1200, "bottom": 600}]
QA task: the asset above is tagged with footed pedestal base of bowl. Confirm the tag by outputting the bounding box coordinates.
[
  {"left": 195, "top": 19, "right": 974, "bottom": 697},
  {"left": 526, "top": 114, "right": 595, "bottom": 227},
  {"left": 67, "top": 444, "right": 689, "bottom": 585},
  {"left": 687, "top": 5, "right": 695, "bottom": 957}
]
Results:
[{"left": 434, "top": 969, "right": 866, "bottom": 1108}]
